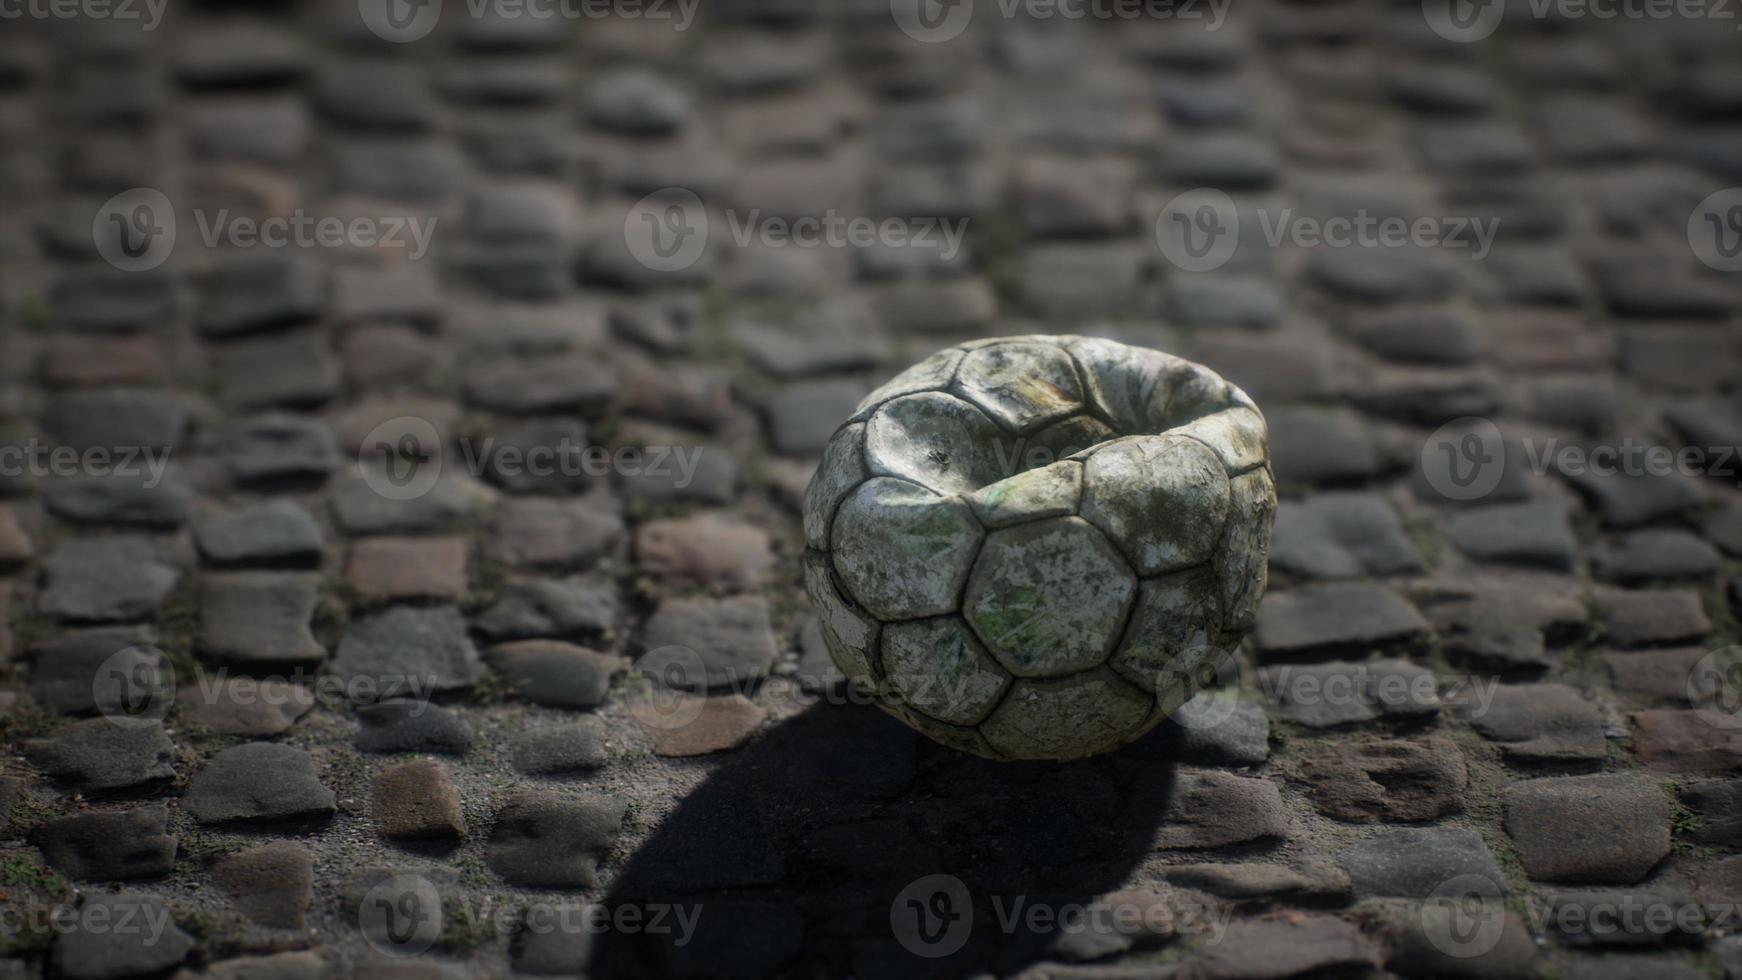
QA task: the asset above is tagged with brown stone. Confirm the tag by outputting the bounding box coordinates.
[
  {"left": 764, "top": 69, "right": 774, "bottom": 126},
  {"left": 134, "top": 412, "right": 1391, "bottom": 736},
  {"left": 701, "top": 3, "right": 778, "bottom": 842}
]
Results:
[
  {"left": 1297, "top": 738, "right": 1468, "bottom": 823},
  {"left": 642, "top": 694, "right": 766, "bottom": 757},
  {"left": 347, "top": 536, "right": 469, "bottom": 601},
  {"left": 39, "top": 335, "right": 165, "bottom": 386},
  {"left": 213, "top": 841, "right": 314, "bottom": 929},
  {"left": 634, "top": 513, "right": 772, "bottom": 591},
  {"left": 372, "top": 758, "right": 465, "bottom": 840},
  {"left": 1151, "top": 771, "right": 1289, "bottom": 849},
  {"left": 484, "top": 495, "right": 623, "bottom": 569},
  {"left": 176, "top": 679, "right": 316, "bottom": 736},
  {"left": 1634, "top": 710, "right": 1742, "bottom": 773}
]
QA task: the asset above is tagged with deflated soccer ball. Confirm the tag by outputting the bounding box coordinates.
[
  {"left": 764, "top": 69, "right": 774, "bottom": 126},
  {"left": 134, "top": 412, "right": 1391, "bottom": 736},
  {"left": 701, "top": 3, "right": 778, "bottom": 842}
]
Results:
[{"left": 802, "top": 335, "right": 1275, "bottom": 760}]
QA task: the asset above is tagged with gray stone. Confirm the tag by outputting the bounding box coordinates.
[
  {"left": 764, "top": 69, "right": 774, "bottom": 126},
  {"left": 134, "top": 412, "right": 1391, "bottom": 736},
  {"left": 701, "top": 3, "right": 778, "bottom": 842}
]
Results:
[
  {"left": 464, "top": 353, "right": 617, "bottom": 416},
  {"left": 1464, "top": 683, "right": 1606, "bottom": 762},
  {"left": 194, "top": 501, "right": 324, "bottom": 567},
  {"left": 1593, "top": 530, "right": 1721, "bottom": 583},
  {"left": 213, "top": 414, "right": 337, "bottom": 486},
  {"left": 198, "top": 573, "right": 326, "bottom": 665},
  {"left": 1271, "top": 492, "right": 1423, "bottom": 579},
  {"left": 1504, "top": 773, "right": 1670, "bottom": 883},
  {"left": 197, "top": 256, "right": 326, "bottom": 337},
  {"left": 1555, "top": 457, "right": 1703, "bottom": 528},
  {"left": 1308, "top": 247, "right": 1458, "bottom": 302},
  {"left": 25, "top": 718, "right": 175, "bottom": 790},
  {"left": 1267, "top": 405, "right": 1384, "bottom": 486},
  {"left": 640, "top": 596, "right": 778, "bottom": 691},
  {"left": 587, "top": 69, "right": 689, "bottom": 135},
  {"left": 27, "top": 626, "right": 170, "bottom": 716},
  {"left": 1679, "top": 781, "right": 1742, "bottom": 847},
  {"left": 34, "top": 805, "right": 177, "bottom": 880},
  {"left": 52, "top": 269, "right": 176, "bottom": 332},
  {"left": 331, "top": 606, "right": 483, "bottom": 698},
  {"left": 186, "top": 743, "right": 336, "bottom": 825},
  {"left": 510, "top": 718, "right": 611, "bottom": 774},
  {"left": 354, "top": 700, "right": 474, "bottom": 755},
  {"left": 487, "top": 791, "right": 626, "bottom": 888},
  {"left": 1599, "top": 589, "right": 1711, "bottom": 648},
  {"left": 1261, "top": 658, "right": 1441, "bottom": 727},
  {"left": 764, "top": 380, "right": 866, "bottom": 457},
  {"left": 1447, "top": 501, "right": 1579, "bottom": 571},
  {"left": 40, "top": 537, "right": 179, "bottom": 623},
  {"left": 43, "top": 389, "right": 187, "bottom": 452},
  {"left": 1341, "top": 827, "right": 1506, "bottom": 898},
  {"left": 488, "top": 640, "right": 620, "bottom": 708},
  {"left": 1191, "top": 914, "right": 1381, "bottom": 979},
  {"left": 1163, "top": 276, "right": 1280, "bottom": 330},
  {"left": 211, "top": 330, "right": 340, "bottom": 409},
  {"left": 176, "top": 679, "right": 315, "bottom": 737},
  {"left": 474, "top": 577, "right": 617, "bottom": 643},
  {"left": 43, "top": 473, "right": 193, "bottom": 528},
  {"left": 1254, "top": 585, "right": 1429, "bottom": 658},
  {"left": 1154, "top": 693, "right": 1270, "bottom": 766},
  {"left": 52, "top": 893, "right": 193, "bottom": 979}
]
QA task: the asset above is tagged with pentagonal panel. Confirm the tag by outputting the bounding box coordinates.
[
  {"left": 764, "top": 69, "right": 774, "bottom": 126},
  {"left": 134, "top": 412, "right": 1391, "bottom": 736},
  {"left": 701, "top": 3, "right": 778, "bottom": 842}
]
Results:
[
  {"left": 1079, "top": 434, "right": 1230, "bottom": 576},
  {"left": 967, "top": 460, "right": 1082, "bottom": 529},
  {"left": 964, "top": 516, "right": 1136, "bottom": 677},
  {"left": 802, "top": 551, "right": 879, "bottom": 686},
  {"left": 881, "top": 616, "right": 1011, "bottom": 726},
  {"left": 979, "top": 667, "right": 1154, "bottom": 760},
  {"left": 1213, "top": 465, "right": 1277, "bottom": 632},
  {"left": 1109, "top": 567, "right": 1223, "bottom": 694},
  {"left": 803, "top": 423, "right": 867, "bottom": 551},
  {"left": 865, "top": 392, "right": 1006, "bottom": 495},
  {"left": 953, "top": 341, "right": 1083, "bottom": 433},
  {"left": 832, "top": 477, "right": 983, "bottom": 620},
  {"left": 849, "top": 348, "right": 964, "bottom": 422}
]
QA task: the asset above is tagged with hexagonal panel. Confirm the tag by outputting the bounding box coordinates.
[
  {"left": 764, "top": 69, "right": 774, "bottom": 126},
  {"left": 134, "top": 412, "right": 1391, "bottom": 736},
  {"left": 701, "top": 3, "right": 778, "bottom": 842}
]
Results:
[
  {"left": 954, "top": 341, "right": 1083, "bottom": 433},
  {"left": 832, "top": 477, "right": 983, "bottom": 620},
  {"left": 802, "top": 551, "right": 879, "bottom": 686},
  {"left": 964, "top": 516, "right": 1137, "bottom": 677},
  {"left": 803, "top": 423, "right": 867, "bottom": 551},
  {"left": 967, "top": 460, "right": 1081, "bottom": 528},
  {"left": 979, "top": 667, "right": 1154, "bottom": 760},
  {"left": 849, "top": 347, "right": 965, "bottom": 422},
  {"left": 865, "top": 391, "right": 1006, "bottom": 495},
  {"left": 1109, "top": 567, "right": 1224, "bottom": 694},
  {"left": 881, "top": 616, "right": 1011, "bottom": 726},
  {"left": 1214, "top": 465, "right": 1277, "bottom": 632},
  {"left": 1172, "top": 406, "right": 1268, "bottom": 475},
  {"left": 1079, "top": 434, "right": 1231, "bottom": 576}
]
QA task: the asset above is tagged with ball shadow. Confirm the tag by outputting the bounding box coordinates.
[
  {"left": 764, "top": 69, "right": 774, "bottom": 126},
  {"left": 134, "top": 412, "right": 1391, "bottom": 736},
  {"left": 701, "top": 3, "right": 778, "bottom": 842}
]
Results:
[{"left": 586, "top": 696, "right": 1183, "bottom": 979}]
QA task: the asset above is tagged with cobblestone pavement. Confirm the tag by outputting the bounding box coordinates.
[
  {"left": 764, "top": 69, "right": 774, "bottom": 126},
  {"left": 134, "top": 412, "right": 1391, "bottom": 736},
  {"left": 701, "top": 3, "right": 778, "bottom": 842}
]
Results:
[{"left": 1, "top": 1, "right": 1741, "bottom": 977}]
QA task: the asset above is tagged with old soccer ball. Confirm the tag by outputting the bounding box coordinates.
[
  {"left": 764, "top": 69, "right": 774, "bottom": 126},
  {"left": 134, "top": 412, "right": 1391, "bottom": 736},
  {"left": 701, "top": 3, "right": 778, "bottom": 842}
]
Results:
[{"left": 802, "top": 335, "right": 1275, "bottom": 760}]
